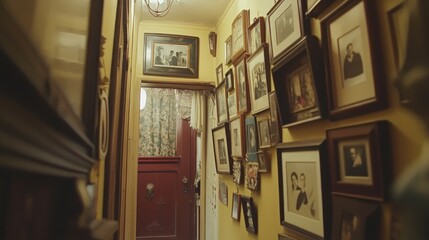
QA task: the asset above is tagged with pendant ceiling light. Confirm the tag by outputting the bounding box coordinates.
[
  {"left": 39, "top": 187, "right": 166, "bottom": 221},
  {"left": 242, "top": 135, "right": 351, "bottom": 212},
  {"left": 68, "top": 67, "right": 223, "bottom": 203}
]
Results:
[{"left": 143, "top": 0, "right": 176, "bottom": 17}]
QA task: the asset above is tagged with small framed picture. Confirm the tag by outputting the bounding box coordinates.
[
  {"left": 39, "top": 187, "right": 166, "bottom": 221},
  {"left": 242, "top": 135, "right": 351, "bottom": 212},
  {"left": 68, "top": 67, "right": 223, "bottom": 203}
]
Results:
[
  {"left": 272, "top": 36, "right": 325, "bottom": 127},
  {"left": 216, "top": 63, "right": 224, "bottom": 85},
  {"left": 306, "top": 0, "right": 332, "bottom": 18},
  {"left": 209, "top": 31, "right": 217, "bottom": 57},
  {"left": 231, "top": 10, "right": 250, "bottom": 62},
  {"left": 246, "top": 162, "right": 259, "bottom": 191},
  {"left": 216, "top": 81, "right": 228, "bottom": 124},
  {"left": 332, "top": 195, "right": 380, "bottom": 240},
  {"left": 234, "top": 54, "right": 250, "bottom": 114},
  {"left": 267, "top": 0, "right": 308, "bottom": 64},
  {"left": 269, "top": 91, "right": 281, "bottom": 146},
  {"left": 232, "top": 160, "right": 243, "bottom": 184},
  {"left": 245, "top": 116, "right": 259, "bottom": 155},
  {"left": 326, "top": 121, "right": 390, "bottom": 201},
  {"left": 246, "top": 43, "right": 271, "bottom": 114},
  {"left": 248, "top": 16, "right": 266, "bottom": 55},
  {"left": 218, "top": 181, "right": 228, "bottom": 205},
  {"left": 225, "top": 68, "right": 234, "bottom": 91},
  {"left": 257, "top": 151, "right": 270, "bottom": 173},
  {"left": 387, "top": 2, "right": 407, "bottom": 71},
  {"left": 212, "top": 124, "right": 232, "bottom": 174},
  {"left": 231, "top": 193, "right": 241, "bottom": 221},
  {"left": 229, "top": 116, "right": 244, "bottom": 158},
  {"left": 256, "top": 115, "right": 271, "bottom": 149},
  {"left": 225, "top": 35, "right": 233, "bottom": 65},
  {"left": 321, "top": 0, "right": 387, "bottom": 120},
  {"left": 227, "top": 89, "right": 238, "bottom": 120},
  {"left": 277, "top": 139, "right": 330, "bottom": 239},
  {"left": 241, "top": 196, "right": 258, "bottom": 234}
]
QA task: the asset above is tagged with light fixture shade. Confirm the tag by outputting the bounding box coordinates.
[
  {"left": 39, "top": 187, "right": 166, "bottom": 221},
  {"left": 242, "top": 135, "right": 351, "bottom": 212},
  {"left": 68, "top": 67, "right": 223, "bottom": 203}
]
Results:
[{"left": 144, "top": 0, "right": 175, "bottom": 17}]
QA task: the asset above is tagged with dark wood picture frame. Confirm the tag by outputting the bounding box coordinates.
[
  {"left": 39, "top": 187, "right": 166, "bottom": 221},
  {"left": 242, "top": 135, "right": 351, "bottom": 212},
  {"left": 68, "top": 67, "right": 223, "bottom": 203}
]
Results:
[
  {"left": 234, "top": 54, "right": 250, "bottom": 114},
  {"left": 256, "top": 115, "right": 271, "bottom": 149},
  {"left": 320, "top": 0, "right": 387, "bottom": 120},
  {"left": 269, "top": 91, "right": 281, "bottom": 146},
  {"left": 272, "top": 35, "right": 325, "bottom": 127},
  {"left": 331, "top": 195, "right": 380, "bottom": 240},
  {"left": 241, "top": 196, "right": 258, "bottom": 234},
  {"left": 216, "top": 63, "right": 224, "bottom": 85},
  {"left": 216, "top": 81, "right": 228, "bottom": 124},
  {"left": 143, "top": 33, "right": 199, "bottom": 78},
  {"left": 229, "top": 115, "right": 245, "bottom": 158},
  {"left": 225, "top": 35, "right": 233, "bottom": 65},
  {"left": 209, "top": 31, "right": 217, "bottom": 57},
  {"left": 245, "top": 116, "right": 259, "bottom": 155},
  {"left": 246, "top": 43, "right": 271, "bottom": 114},
  {"left": 248, "top": 16, "right": 266, "bottom": 56},
  {"left": 277, "top": 139, "right": 330, "bottom": 239},
  {"left": 212, "top": 123, "right": 233, "bottom": 174},
  {"left": 231, "top": 9, "right": 250, "bottom": 62},
  {"left": 306, "top": 0, "right": 333, "bottom": 18},
  {"left": 225, "top": 68, "right": 234, "bottom": 91},
  {"left": 227, "top": 87, "right": 238, "bottom": 120},
  {"left": 232, "top": 160, "right": 243, "bottom": 184},
  {"left": 326, "top": 121, "right": 390, "bottom": 201},
  {"left": 257, "top": 151, "right": 270, "bottom": 173},
  {"left": 267, "top": 0, "right": 309, "bottom": 64},
  {"left": 231, "top": 193, "right": 242, "bottom": 221}
]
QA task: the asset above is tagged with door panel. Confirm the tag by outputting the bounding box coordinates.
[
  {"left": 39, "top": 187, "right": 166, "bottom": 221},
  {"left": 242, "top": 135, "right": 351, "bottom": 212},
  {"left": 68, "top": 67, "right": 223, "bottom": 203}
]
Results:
[{"left": 136, "top": 119, "right": 196, "bottom": 240}]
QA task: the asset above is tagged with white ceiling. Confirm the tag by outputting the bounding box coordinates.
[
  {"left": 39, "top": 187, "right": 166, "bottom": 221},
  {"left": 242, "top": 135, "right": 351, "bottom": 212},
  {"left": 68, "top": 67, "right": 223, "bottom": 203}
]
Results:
[{"left": 140, "top": 0, "right": 232, "bottom": 27}]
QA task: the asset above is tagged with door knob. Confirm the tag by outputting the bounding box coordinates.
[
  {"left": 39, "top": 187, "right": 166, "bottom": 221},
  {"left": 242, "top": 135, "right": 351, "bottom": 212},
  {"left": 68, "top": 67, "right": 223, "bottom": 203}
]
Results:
[
  {"left": 182, "top": 176, "right": 188, "bottom": 184},
  {"left": 146, "top": 183, "right": 155, "bottom": 201}
]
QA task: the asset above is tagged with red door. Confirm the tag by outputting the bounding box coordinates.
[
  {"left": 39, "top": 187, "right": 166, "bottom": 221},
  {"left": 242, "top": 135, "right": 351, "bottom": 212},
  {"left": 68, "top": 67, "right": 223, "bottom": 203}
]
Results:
[{"left": 136, "top": 119, "right": 196, "bottom": 240}]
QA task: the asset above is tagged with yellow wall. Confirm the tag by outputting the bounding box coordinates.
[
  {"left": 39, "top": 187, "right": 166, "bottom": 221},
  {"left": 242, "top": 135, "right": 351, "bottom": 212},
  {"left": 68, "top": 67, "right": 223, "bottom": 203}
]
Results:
[{"left": 210, "top": 0, "right": 424, "bottom": 239}]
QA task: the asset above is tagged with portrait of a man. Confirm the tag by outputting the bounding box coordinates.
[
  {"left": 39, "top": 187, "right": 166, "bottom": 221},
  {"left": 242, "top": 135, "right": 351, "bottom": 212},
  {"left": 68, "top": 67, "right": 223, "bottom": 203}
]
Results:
[
  {"left": 344, "top": 145, "right": 368, "bottom": 177},
  {"left": 343, "top": 43, "right": 364, "bottom": 79}
]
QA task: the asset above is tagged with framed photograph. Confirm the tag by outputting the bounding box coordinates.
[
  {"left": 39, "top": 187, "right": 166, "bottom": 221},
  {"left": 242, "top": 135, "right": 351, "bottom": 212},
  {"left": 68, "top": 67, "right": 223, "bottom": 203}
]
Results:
[
  {"left": 267, "top": 0, "right": 308, "bottom": 64},
  {"left": 257, "top": 115, "right": 271, "bottom": 149},
  {"left": 229, "top": 116, "right": 244, "bottom": 158},
  {"left": 227, "top": 90, "right": 238, "bottom": 120},
  {"left": 321, "top": 0, "right": 387, "bottom": 120},
  {"left": 231, "top": 10, "right": 250, "bottom": 62},
  {"left": 388, "top": 2, "right": 408, "bottom": 71},
  {"left": 326, "top": 121, "right": 390, "bottom": 201},
  {"left": 269, "top": 91, "right": 281, "bottom": 146},
  {"left": 225, "top": 68, "right": 234, "bottom": 91},
  {"left": 219, "top": 181, "right": 228, "bottom": 205},
  {"left": 332, "top": 195, "right": 380, "bottom": 240},
  {"left": 234, "top": 54, "right": 250, "bottom": 114},
  {"left": 241, "top": 196, "right": 258, "bottom": 234},
  {"left": 232, "top": 160, "right": 243, "bottom": 184},
  {"left": 143, "top": 33, "right": 199, "bottom": 78},
  {"left": 248, "top": 16, "right": 266, "bottom": 55},
  {"left": 257, "top": 151, "right": 270, "bottom": 173},
  {"left": 216, "top": 63, "right": 224, "bottom": 85},
  {"left": 272, "top": 36, "right": 325, "bottom": 127},
  {"left": 216, "top": 81, "right": 228, "bottom": 124},
  {"left": 245, "top": 116, "right": 258, "bottom": 155},
  {"left": 247, "top": 43, "right": 271, "bottom": 114},
  {"left": 246, "top": 162, "right": 259, "bottom": 191},
  {"left": 306, "top": 0, "right": 333, "bottom": 18},
  {"left": 209, "top": 31, "right": 217, "bottom": 57},
  {"left": 212, "top": 124, "right": 232, "bottom": 174},
  {"left": 231, "top": 193, "right": 241, "bottom": 221},
  {"left": 277, "top": 139, "right": 330, "bottom": 239},
  {"left": 225, "top": 35, "right": 233, "bottom": 65}
]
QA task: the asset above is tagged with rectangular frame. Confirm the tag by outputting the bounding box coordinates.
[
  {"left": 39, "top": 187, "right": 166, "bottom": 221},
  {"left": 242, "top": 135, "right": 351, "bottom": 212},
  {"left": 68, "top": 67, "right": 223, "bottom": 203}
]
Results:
[
  {"left": 227, "top": 88, "right": 238, "bottom": 120},
  {"left": 231, "top": 10, "right": 250, "bottom": 63},
  {"left": 257, "top": 115, "right": 271, "bottom": 149},
  {"left": 246, "top": 162, "right": 259, "bottom": 191},
  {"left": 209, "top": 31, "right": 217, "bottom": 57},
  {"left": 225, "top": 35, "right": 233, "bottom": 65},
  {"left": 306, "top": 0, "right": 332, "bottom": 18},
  {"left": 272, "top": 36, "right": 326, "bottom": 127},
  {"left": 245, "top": 116, "right": 259, "bottom": 155},
  {"left": 326, "top": 121, "right": 390, "bottom": 201},
  {"left": 231, "top": 193, "right": 241, "bottom": 221},
  {"left": 212, "top": 124, "right": 233, "bottom": 174},
  {"left": 248, "top": 16, "right": 266, "bottom": 56},
  {"left": 269, "top": 91, "right": 281, "bottom": 146},
  {"left": 219, "top": 181, "right": 228, "bottom": 205},
  {"left": 267, "top": 0, "right": 308, "bottom": 64},
  {"left": 232, "top": 160, "right": 243, "bottom": 184},
  {"left": 277, "top": 139, "right": 330, "bottom": 239},
  {"left": 225, "top": 68, "right": 234, "bottom": 91},
  {"left": 229, "top": 115, "right": 245, "bottom": 158},
  {"left": 234, "top": 54, "right": 250, "bottom": 114},
  {"left": 143, "top": 33, "right": 199, "bottom": 78},
  {"left": 257, "top": 151, "right": 270, "bottom": 173},
  {"left": 216, "top": 81, "right": 229, "bottom": 124},
  {"left": 216, "top": 63, "right": 224, "bottom": 85},
  {"left": 388, "top": 2, "right": 407, "bottom": 71},
  {"left": 247, "top": 43, "right": 271, "bottom": 114},
  {"left": 241, "top": 196, "right": 258, "bottom": 234},
  {"left": 321, "top": 0, "right": 387, "bottom": 120},
  {"left": 332, "top": 195, "right": 380, "bottom": 240}
]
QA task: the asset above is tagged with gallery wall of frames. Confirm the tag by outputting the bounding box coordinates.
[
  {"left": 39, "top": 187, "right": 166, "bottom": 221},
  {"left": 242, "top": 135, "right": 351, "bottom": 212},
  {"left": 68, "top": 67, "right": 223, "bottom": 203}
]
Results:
[{"left": 210, "top": 0, "right": 407, "bottom": 239}]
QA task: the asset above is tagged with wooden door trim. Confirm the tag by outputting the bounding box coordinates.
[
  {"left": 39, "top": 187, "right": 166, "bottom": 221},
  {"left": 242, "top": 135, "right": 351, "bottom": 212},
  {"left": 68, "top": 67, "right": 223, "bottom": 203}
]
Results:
[{"left": 138, "top": 156, "right": 181, "bottom": 163}]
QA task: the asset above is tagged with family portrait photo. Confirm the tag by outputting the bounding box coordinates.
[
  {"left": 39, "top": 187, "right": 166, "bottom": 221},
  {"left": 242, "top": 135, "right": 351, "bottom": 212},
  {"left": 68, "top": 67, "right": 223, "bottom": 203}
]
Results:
[
  {"left": 287, "top": 66, "right": 316, "bottom": 113},
  {"left": 153, "top": 43, "right": 188, "bottom": 68}
]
